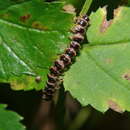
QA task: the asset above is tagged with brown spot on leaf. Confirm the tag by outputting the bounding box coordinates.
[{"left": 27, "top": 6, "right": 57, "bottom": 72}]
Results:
[
  {"left": 0, "top": 13, "right": 10, "bottom": 19},
  {"left": 122, "top": 71, "right": 130, "bottom": 80},
  {"left": 32, "top": 21, "right": 48, "bottom": 30},
  {"left": 63, "top": 4, "right": 75, "bottom": 14},
  {"left": 100, "top": 7, "right": 122, "bottom": 33},
  {"left": 105, "top": 58, "right": 113, "bottom": 64},
  {"left": 20, "top": 14, "right": 31, "bottom": 22},
  {"left": 108, "top": 100, "right": 123, "bottom": 113},
  {"left": 100, "top": 18, "right": 112, "bottom": 33}
]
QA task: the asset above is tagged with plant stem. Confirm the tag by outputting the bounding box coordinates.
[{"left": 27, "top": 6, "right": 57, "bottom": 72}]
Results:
[
  {"left": 80, "top": 0, "right": 93, "bottom": 16},
  {"left": 68, "top": 107, "right": 92, "bottom": 130}
]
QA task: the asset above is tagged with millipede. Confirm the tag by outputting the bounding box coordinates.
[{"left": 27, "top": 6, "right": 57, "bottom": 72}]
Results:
[{"left": 42, "top": 14, "right": 89, "bottom": 101}]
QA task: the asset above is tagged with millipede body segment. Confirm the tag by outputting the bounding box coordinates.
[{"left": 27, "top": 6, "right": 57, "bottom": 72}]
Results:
[{"left": 42, "top": 14, "right": 89, "bottom": 101}]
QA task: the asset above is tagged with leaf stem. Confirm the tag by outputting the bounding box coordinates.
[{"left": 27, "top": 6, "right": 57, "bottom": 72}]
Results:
[
  {"left": 80, "top": 0, "right": 93, "bottom": 16},
  {"left": 68, "top": 107, "right": 92, "bottom": 130}
]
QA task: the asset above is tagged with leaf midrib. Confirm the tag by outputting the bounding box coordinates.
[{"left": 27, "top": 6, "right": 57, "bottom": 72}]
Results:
[
  {"left": 88, "top": 41, "right": 130, "bottom": 47},
  {"left": 0, "top": 32, "right": 34, "bottom": 76}
]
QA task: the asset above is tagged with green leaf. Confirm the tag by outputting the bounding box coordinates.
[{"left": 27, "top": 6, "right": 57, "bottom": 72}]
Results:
[
  {"left": 0, "top": 104, "right": 25, "bottom": 130},
  {"left": 87, "top": 7, "right": 130, "bottom": 45},
  {"left": 64, "top": 7, "right": 130, "bottom": 112},
  {"left": 0, "top": 1, "right": 74, "bottom": 90},
  {"left": 0, "top": 0, "right": 30, "bottom": 10}
]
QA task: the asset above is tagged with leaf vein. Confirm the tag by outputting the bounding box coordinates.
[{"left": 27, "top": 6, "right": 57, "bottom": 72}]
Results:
[
  {"left": 2, "top": 41, "right": 33, "bottom": 73},
  {"left": 86, "top": 51, "right": 130, "bottom": 91}
]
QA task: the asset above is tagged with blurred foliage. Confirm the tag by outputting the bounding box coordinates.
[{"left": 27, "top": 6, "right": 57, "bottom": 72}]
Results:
[{"left": 0, "top": 104, "right": 25, "bottom": 130}]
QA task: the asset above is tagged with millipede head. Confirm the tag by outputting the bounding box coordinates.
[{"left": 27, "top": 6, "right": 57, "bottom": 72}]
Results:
[
  {"left": 71, "top": 25, "right": 85, "bottom": 34},
  {"left": 65, "top": 48, "right": 76, "bottom": 58},
  {"left": 60, "top": 54, "right": 71, "bottom": 65},
  {"left": 71, "top": 33, "right": 84, "bottom": 43},
  {"left": 70, "top": 41, "right": 81, "bottom": 51},
  {"left": 82, "top": 14, "right": 89, "bottom": 22},
  {"left": 54, "top": 59, "right": 65, "bottom": 71},
  {"left": 50, "top": 66, "right": 61, "bottom": 76},
  {"left": 77, "top": 18, "right": 87, "bottom": 27},
  {"left": 75, "top": 14, "right": 89, "bottom": 27}
]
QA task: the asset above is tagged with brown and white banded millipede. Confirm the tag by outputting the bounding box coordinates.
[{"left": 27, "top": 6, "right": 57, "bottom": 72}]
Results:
[{"left": 42, "top": 14, "right": 89, "bottom": 101}]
